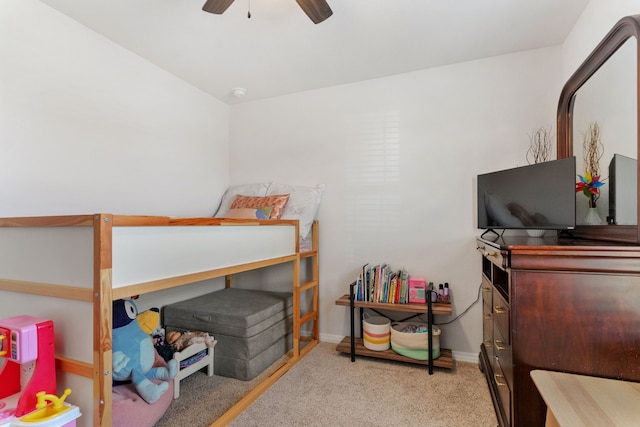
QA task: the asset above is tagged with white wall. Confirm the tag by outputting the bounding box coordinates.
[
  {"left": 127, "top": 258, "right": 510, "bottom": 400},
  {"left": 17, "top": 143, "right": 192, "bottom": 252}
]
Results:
[
  {"left": 0, "top": 1, "right": 230, "bottom": 217},
  {"left": 228, "top": 47, "right": 562, "bottom": 355},
  {"left": 563, "top": 0, "right": 640, "bottom": 79},
  {"left": 0, "top": 0, "right": 235, "bottom": 332},
  {"left": 0, "top": 3, "right": 230, "bottom": 424}
]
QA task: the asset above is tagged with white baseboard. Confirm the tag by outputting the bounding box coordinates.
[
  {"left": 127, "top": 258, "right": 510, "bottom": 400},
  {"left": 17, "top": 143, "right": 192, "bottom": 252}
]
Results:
[
  {"left": 319, "top": 334, "right": 479, "bottom": 364},
  {"left": 319, "top": 333, "right": 343, "bottom": 343},
  {"left": 452, "top": 351, "right": 480, "bottom": 364}
]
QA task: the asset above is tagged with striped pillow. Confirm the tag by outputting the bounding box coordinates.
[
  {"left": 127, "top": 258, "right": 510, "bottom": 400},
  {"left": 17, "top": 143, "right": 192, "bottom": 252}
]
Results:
[{"left": 230, "top": 194, "right": 290, "bottom": 219}]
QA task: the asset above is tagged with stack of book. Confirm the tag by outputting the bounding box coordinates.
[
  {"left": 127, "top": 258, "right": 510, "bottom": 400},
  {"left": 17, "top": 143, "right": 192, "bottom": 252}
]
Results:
[{"left": 354, "top": 263, "right": 410, "bottom": 304}]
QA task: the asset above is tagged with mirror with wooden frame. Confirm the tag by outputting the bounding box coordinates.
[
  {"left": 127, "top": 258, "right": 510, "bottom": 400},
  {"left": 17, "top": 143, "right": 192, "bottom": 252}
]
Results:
[{"left": 557, "top": 15, "right": 640, "bottom": 244}]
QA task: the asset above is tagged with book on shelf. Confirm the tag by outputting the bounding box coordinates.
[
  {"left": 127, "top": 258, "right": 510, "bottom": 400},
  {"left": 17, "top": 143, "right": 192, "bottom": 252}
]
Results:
[{"left": 354, "top": 263, "right": 411, "bottom": 304}]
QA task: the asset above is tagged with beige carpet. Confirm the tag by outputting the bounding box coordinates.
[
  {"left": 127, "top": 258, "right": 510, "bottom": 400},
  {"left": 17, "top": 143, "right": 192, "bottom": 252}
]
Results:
[{"left": 157, "top": 342, "right": 498, "bottom": 427}]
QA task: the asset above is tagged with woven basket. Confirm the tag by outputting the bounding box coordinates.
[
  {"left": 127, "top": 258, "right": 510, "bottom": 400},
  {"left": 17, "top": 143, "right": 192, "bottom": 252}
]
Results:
[
  {"left": 362, "top": 315, "right": 390, "bottom": 351},
  {"left": 390, "top": 322, "right": 440, "bottom": 360}
]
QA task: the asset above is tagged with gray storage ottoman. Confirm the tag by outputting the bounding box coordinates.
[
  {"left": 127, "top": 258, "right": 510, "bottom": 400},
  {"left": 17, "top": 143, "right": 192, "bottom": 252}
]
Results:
[{"left": 163, "top": 287, "right": 293, "bottom": 380}]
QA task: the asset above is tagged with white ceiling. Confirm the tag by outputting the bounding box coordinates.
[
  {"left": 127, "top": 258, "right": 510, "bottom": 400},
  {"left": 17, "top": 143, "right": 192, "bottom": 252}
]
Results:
[{"left": 40, "top": 0, "right": 590, "bottom": 104}]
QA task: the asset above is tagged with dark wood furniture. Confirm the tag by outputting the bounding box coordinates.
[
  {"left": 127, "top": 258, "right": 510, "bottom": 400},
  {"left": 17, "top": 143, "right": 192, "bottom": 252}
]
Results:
[
  {"left": 557, "top": 14, "right": 640, "bottom": 244},
  {"left": 477, "top": 235, "right": 640, "bottom": 427},
  {"left": 335, "top": 291, "right": 453, "bottom": 372},
  {"left": 476, "top": 12, "right": 640, "bottom": 427}
]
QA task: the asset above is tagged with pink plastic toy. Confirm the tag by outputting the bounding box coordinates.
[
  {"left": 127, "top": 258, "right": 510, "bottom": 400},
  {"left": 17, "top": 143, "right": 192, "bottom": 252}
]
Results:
[{"left": 0, "top": 315, "right": 56, "bottom": 419}]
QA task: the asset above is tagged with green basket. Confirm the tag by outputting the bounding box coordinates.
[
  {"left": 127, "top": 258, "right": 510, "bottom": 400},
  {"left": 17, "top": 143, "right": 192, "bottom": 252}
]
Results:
[
  {"left": 391, "top": 343, "right": 440, "bottom": 360},
  {"left": 390, "top": 322, "right": 441, "bottom": 360}
]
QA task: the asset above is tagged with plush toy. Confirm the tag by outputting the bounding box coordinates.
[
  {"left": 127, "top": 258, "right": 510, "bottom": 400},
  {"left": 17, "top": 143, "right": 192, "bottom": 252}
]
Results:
[
  {"left": 166, "top": 330, "right": 217, "bottom": 351},
  {"left": 112, "top": 298, "right": 178, "bottom": 404}
]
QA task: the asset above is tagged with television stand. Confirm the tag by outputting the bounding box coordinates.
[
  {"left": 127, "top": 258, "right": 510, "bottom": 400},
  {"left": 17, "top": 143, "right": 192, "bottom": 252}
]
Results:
[{"left": 480, "top": 228, "right": 501, "bottom": 239}]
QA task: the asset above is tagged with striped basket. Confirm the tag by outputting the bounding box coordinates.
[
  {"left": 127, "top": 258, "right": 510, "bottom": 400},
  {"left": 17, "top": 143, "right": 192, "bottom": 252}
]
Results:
[{"left": 363, "top": 315, "right": 391, "bottom": 351}]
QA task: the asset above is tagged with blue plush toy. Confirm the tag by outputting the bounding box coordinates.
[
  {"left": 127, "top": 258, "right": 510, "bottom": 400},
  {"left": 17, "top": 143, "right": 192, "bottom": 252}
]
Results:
[{"left": 112, "top": 298, "right": 178, "bottom": 404}]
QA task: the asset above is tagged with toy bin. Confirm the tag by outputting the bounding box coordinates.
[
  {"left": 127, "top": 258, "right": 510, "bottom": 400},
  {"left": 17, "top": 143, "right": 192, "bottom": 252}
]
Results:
[
  {"left": 390, "top": 322, "right": 440, "bottom": 360},
  {"left": 362, "top": 316, "right": 390, "bottom": 351}
]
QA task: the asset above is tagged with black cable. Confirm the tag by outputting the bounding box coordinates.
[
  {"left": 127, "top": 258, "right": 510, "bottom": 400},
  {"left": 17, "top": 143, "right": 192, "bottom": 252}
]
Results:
[{"left": 419, "top": 281, "right": 483, "bottom": 326}]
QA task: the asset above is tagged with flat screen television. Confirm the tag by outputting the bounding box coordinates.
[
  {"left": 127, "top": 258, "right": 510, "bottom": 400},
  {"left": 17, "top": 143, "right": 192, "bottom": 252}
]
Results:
[{"left": 477, "top": 157, "right": 576, "bottom": 232}]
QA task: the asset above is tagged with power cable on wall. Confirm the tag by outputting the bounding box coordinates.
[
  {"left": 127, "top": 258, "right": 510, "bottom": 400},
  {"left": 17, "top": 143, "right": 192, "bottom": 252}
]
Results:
[{"left": 418, "top": 282, "right": 482, "bottom": 326}]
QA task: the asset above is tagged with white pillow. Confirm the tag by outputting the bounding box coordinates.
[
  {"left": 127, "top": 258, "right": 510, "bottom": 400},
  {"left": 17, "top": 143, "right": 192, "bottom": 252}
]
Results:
[
  {"left": 214, "top": 183, "right": 270, "bottom": 217},
  {"left": 266, "top": 183, "right": 324, "bottom": 239},
  {"left": 484, "top": 192, "right": 523, "bottom": 228}
]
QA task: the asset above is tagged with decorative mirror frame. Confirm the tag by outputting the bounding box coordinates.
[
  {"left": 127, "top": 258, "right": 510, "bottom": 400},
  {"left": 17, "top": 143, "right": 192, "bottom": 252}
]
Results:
[{"left": 557, "top": 15, "right": 640, "bottom": 244}]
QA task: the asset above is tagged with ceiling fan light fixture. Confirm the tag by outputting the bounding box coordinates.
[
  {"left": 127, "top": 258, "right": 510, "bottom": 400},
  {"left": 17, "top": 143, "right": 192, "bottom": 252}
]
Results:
[
  {"left": 202, "top": 0, "right": 332, "bottom": 24},
  {"left": 295, "top": 0, "right": 332, "bottom": 24},
  {"left": 202, "top": 0, "right": 234, "bottom": 14},
  {"left": 232, "top": 87, "right": 247, "bottom": 97}
]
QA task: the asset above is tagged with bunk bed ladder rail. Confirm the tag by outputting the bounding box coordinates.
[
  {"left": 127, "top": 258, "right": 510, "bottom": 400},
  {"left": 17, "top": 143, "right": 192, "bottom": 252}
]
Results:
[{"left": 295, "top": 220, "right": 320, "bottom": 357}]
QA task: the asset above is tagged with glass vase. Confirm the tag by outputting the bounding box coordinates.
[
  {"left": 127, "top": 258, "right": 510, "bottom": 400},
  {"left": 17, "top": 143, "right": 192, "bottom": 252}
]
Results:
[{"left": 584, "top": 207, "right": 604, "bottom": 225}]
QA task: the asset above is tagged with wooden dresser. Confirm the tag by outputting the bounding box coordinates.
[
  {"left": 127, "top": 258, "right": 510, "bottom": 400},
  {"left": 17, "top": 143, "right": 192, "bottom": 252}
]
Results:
[{"left": 477, "top": 235, "right": 640, "bottom": 427}]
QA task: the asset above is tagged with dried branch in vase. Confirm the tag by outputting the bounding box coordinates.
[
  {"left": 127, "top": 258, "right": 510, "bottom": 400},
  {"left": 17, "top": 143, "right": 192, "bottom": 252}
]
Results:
[
  {"left": 526, "top": 127, "right": 553, "bottom": 164},
  {"left": 576, "top": 122, "right": 605, "bottom": 208},
  {"left": 583, "top": 122, "right": 604, "bottom": 178}
]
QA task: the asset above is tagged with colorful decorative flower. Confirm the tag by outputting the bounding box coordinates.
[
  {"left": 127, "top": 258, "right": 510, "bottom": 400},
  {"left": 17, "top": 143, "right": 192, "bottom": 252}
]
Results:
[{"left": 576, "top": 171, "right": 605, "bottom": 198}]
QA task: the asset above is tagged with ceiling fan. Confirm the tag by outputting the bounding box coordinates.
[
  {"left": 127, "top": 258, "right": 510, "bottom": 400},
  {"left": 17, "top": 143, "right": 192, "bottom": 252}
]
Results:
[{"left": 202, "top": 0, "right": 333, "bottom": 24}]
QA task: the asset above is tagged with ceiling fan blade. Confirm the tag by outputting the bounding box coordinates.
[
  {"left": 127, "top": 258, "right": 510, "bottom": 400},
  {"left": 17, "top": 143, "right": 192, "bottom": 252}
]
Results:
[
  {"left": 202, "top": 0, "right": 235, "bottom": 14},
  {"left": 296, "top": 0, "right": 333, "bottom": 24}
]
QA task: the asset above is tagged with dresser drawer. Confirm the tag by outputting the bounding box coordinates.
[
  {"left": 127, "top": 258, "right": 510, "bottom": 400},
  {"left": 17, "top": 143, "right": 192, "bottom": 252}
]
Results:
[
  {"left": 477, "top": 242, "right": 508, "bottom": 270},
  {"left": 483, "top": 305, "right": 493, "bottom": 360},
  {"left": 493, "top": 323, "right": 512, "bottom": 389},
  {"left": 482, "top": 277, "right": 492, "bottom": 309},
  {"left": 493, "top": 360, "right": 512, "bottom": 426},
  {"left": 493, "top": 288, "right": 510, "bottom": 344}
]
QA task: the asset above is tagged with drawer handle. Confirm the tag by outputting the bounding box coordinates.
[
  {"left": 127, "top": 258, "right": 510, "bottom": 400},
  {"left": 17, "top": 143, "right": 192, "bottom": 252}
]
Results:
[
  {"left": 485, "top": 251, "right": 498, "bottom": 259},
  {"left": 494, "top": 373, "right": 507, "bottom": 387},
  {"left": 483, "top": 313, "right": 492, "bottom": 320},
  {"left": 483, "top": 340, "right": 492, "bottom": 346},
  {"left": 495, "top": 340, "right": 507, "bottom": 351},
  {"left": 482, "top": 287, "right": 492, "bottom": 293},
  {"left": 494, "top": 306, "right": 507, "bottom": 314}
]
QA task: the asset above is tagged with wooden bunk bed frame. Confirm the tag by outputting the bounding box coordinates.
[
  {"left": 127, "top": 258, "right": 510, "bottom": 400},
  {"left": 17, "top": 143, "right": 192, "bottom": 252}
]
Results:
[{"left": 0, "top": 214, "right": 319, "bottom": 426}]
